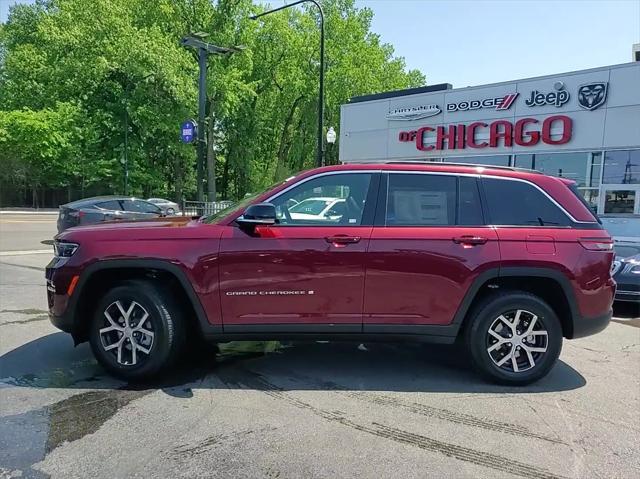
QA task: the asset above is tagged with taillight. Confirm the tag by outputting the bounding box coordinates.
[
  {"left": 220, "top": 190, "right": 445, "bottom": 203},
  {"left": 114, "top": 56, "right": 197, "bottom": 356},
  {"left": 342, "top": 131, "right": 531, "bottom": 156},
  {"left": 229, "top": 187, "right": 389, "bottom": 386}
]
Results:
[
  {"left": 69, "top": 210, "right": 85, "bottom": 218},
  {"left": 578, "top": 237, "right": 614, "bottom": 251}
]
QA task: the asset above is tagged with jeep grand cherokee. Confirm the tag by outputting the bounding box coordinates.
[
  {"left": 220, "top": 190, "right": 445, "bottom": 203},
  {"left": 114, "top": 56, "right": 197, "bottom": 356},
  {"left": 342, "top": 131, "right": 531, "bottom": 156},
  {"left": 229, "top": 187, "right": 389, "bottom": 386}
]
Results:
[{"left": 46, "top": 163, "right": 615, "bottom": 385}]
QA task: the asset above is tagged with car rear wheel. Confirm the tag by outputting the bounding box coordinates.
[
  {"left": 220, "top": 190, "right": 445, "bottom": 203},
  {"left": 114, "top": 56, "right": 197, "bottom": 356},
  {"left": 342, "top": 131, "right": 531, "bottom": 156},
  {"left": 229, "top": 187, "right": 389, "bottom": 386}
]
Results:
[
  {"left": 166, "top": 207, "right": 175, "bottom": 215},
  {"left": 465, "top": 292, "right": 563, "bottom": 386},
  {"left": 89, "top": 280, "right": 185, "bottom": 380}
]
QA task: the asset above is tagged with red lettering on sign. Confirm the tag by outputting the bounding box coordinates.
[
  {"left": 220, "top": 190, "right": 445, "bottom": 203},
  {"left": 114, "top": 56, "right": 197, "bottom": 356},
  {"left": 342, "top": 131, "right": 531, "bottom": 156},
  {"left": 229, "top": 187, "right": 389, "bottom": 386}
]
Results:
[
  {"left": 542, "top": 115, "right": 572, "bottom": 145},
  {"left": 436, "top": 125, "right": 456, "bottom": 150},
  {"left": 514, "top": 118, "right": 540, "bottom": 146},
  {"left": 397, "top": 115, "right": 572, "bottom": 152},
  {"left": 467, "top": 122, "right": 488, "bottom": 148},
  {"left": 416, "top": 126, "right": 435, "bottom": 151},
  {"left": 489, "top": 120, "right": 513, "bottom": 147}
]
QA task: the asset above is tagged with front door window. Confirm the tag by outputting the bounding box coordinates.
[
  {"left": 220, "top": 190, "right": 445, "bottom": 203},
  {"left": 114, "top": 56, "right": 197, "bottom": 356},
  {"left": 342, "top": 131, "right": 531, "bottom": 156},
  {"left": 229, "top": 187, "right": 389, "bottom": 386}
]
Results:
[{"left": 271, "top": 173, "right": 373, "bottom": 226}]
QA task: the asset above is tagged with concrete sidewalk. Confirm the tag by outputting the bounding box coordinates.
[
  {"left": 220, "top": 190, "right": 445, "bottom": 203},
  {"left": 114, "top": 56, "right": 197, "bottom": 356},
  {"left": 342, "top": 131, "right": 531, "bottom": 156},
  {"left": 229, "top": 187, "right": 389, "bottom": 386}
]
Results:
[{"left": 0, "top": 208, "right": 58, "bottom": 215}]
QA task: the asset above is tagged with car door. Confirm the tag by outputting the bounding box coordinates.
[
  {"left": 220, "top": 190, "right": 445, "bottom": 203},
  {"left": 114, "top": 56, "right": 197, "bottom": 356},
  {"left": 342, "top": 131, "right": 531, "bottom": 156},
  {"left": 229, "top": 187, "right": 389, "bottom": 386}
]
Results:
[
  {"left": 219, "top": 172, "right": 379, "bottom": 332},
  {"left": 121, "top": 199, "right": 163, "bottom": 220},
  {"left": 363, "top": 172, "right": 500, "bottom": 331}
]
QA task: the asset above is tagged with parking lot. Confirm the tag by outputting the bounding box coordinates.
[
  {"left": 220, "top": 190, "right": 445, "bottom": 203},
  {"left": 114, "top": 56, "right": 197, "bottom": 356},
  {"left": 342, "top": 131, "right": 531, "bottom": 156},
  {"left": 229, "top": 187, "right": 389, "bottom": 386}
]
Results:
[{"left": 0, "top": 214, "right": 638, "bottom": 479}]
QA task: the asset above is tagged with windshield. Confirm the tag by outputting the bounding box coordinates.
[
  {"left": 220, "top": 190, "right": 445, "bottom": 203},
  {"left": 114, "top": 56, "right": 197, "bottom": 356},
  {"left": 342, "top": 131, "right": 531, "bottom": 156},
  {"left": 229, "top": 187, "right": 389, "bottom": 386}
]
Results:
[
  {"left": 289, "top": 199, "right": 332, "bottom": 215},
  {"left": 201, "top": 177, "right": 293, "bottom": 224}
]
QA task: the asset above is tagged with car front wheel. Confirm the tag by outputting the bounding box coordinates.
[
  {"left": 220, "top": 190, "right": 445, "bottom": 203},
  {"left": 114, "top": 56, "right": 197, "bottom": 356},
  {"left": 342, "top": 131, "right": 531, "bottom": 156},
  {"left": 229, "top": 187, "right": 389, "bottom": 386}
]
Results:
[
  {"left": 465, "top": 292, "right": 563, "bottom": 386},
  {"left": 89, "top": 280, "right": 185, "bottom": 380}
]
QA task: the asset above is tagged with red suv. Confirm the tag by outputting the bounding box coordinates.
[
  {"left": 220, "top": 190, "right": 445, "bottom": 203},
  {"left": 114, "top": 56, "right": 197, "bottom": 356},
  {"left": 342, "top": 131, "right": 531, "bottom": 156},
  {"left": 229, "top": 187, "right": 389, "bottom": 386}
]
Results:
[{"left": 46, "top": 163, "right": 615, "bottom": 385}]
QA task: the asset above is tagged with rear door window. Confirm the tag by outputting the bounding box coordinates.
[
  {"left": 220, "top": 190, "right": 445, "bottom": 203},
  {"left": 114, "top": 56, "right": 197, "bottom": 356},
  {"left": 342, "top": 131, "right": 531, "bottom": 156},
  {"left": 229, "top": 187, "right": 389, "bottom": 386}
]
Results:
[
  {"left": 386, "top": 174, "right": 456, "bottom": 226},
  {"left": 96, "top": 200, "right": 123, "bottom": 210},
  {"left": 122, "top": 200, "right": 162, "bottom": 214},
  {"left": 482, "top": 178, "right": 570, "bottom": 226}
]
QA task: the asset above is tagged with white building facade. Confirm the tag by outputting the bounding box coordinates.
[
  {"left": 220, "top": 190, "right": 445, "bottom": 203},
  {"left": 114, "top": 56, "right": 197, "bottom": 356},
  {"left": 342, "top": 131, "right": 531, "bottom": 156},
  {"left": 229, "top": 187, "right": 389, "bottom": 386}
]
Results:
[{"left": 339, "top": 62, "right": 640, "bottom": 216}]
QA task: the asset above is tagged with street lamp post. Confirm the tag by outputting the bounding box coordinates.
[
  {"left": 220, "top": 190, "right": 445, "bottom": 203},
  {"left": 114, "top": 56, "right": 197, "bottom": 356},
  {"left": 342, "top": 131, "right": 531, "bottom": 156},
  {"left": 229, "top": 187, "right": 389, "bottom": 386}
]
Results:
[
  {"left": 326, "top": 126, "right": 336, "bottom": 165},
  {"left": 181, "top": 34, "right": 243, "bottom": 201},
  {"left": 250, "top": 0, "right": 325, "bottom": 168}
]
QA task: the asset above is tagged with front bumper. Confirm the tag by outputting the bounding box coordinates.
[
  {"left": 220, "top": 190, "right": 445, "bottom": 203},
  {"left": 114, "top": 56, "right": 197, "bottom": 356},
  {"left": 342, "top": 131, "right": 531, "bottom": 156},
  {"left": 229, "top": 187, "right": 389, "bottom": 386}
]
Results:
[
  {"left": 613, "top": 280, "right": 640, "bottom": 303},
  {"left": 46, "top": 256, "right": 81, "bottom": 336}
]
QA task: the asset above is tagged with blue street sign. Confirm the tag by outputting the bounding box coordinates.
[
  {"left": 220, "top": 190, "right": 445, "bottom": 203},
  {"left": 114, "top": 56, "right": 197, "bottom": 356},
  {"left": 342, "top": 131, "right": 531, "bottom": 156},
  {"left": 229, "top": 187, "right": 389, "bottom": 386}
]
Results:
[{"left": 180, "top": 119, "right": 197, "bottom": 144}]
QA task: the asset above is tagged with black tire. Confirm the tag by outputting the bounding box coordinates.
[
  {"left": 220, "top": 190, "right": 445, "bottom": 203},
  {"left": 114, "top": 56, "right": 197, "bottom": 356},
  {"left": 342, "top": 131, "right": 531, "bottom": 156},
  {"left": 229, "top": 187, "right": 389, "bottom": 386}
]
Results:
[
  {"left": 464, "top": 291, "right": 563, "bottom": 386},
  {"left": 166, "top": 207, "right": 175, "bottom": 215},
  {"left": 89, "top": 279, "right": 185, "bottom": 381}
]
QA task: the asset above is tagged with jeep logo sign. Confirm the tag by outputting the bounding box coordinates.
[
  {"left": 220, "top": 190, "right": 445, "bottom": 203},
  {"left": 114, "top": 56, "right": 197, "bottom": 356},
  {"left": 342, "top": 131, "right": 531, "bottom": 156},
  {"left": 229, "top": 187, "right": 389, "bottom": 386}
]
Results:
[{"left": 525, "top": 84, "right": 570, "bottom": 108}]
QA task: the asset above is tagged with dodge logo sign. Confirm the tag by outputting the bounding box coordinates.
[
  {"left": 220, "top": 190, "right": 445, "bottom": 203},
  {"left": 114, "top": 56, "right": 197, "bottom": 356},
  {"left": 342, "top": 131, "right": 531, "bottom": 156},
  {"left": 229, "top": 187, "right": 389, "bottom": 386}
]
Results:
[
  {"left": 446, "top": 93, "right": 518, "bottom": 112},
  {"left": 578, "top": 82, "right": 608, "bottom": 111}
]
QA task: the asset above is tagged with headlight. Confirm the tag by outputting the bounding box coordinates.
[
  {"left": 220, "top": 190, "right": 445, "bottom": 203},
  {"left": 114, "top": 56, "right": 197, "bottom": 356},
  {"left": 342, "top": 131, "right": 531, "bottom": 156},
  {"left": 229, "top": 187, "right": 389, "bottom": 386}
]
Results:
[
  {"left": 623, "top": 263, "right": 640, "bottom": 275},
  {"left": 54, "top": 241, "right": 79, "bottom": 257}
]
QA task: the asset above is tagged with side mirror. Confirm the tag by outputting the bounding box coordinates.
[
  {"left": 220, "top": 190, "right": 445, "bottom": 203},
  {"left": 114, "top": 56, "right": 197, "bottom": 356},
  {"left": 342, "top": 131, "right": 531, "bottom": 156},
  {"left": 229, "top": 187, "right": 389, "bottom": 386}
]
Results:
[{"left": 237, "top": 203, "right": 277, "bottom": 233}]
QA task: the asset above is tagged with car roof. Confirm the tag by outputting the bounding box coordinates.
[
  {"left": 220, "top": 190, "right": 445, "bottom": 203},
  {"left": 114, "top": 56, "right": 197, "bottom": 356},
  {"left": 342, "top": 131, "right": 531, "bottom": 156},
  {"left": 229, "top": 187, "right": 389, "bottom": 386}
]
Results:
[
  {"left": 63, "top": 196, "right": 146, "bottom": 208},
  {"left": 316, "top": 162, "right": 543, "bottom": 176}
]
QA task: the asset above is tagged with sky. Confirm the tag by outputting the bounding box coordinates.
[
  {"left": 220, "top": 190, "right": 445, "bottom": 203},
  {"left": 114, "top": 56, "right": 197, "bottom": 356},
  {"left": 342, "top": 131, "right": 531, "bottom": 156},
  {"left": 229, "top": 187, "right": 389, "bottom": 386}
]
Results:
[{"left": 2, "top": 0, "right": 639, "bottom": 88}]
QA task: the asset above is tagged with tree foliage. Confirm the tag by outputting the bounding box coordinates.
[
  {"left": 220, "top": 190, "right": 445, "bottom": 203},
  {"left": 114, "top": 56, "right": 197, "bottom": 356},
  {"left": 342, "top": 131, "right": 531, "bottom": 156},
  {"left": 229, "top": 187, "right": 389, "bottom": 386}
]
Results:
[{"left": 0, "top": 0, "right": 425, "bottom": 206}]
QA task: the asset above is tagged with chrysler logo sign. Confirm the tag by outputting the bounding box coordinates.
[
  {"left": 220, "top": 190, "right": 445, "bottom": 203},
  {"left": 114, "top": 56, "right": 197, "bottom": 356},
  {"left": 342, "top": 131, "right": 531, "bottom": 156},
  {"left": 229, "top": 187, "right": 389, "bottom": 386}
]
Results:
[{"left": 386, "top": 104, "right": 441, "bottom": 121}]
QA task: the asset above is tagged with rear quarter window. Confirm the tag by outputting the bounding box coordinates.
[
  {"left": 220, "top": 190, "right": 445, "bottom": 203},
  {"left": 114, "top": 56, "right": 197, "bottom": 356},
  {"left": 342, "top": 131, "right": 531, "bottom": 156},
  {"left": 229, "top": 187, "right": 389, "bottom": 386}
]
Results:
[{"left": 482, "top": 178, "right": 571, "bottom": 227}]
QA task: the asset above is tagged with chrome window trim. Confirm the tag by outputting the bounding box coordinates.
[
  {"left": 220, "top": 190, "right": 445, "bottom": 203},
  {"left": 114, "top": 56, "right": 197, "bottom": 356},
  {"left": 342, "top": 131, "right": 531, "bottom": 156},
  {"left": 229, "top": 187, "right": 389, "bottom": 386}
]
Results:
[
  {"left": 266, "top": 170, "right": 380, "bottom": 203},
  {"left": 266, "top": 168, "right": 597, "bottom": 226}
]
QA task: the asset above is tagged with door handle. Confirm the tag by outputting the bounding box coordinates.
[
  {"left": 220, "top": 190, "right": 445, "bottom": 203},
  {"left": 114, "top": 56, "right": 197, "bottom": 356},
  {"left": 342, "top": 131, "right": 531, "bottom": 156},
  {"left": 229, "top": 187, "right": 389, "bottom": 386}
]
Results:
[
  {"left": 452, "top": 235, "right": 488, "bottom": 245},
  {"left": 325, "top": 234, "right": 361, "bottom": 245}
]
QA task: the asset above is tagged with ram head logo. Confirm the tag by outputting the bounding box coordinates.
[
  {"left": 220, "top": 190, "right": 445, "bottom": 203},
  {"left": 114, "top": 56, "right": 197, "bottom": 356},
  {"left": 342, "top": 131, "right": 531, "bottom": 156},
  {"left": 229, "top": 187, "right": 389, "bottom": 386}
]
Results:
[{"left": 577, "top": 82, "right": 608, "bottom": 111}]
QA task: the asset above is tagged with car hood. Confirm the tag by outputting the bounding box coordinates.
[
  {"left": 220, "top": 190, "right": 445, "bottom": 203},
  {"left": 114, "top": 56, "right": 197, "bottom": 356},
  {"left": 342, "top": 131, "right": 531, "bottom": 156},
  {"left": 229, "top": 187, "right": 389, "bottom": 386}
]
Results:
[{"left": 56, "top": 216, "right": 203, "bottom": 240}]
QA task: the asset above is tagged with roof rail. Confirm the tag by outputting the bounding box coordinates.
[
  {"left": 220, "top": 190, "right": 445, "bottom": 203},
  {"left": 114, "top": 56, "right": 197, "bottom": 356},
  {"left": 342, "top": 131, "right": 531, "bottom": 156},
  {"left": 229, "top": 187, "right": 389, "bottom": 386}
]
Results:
[{"left": 382, "top": 160, "right": 541, "bottom": 174}]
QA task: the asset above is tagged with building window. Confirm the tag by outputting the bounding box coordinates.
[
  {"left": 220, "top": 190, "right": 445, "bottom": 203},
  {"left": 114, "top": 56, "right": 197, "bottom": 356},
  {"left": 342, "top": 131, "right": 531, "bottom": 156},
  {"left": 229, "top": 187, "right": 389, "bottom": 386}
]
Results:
[
  {"left": 579, "top": 188, "right": 599, "bottom": 212},
  {"left": 514, "top": 152, "right": 590, "bottom": 186},
  {"left": 603, "top": 150, "right": 640, "bottom": 184},
  {"left": 604, "top": 190, "right": 636, "bottom": 214},
  {"left": 445, "top": 155, "right": 510, "bottom": 166}
]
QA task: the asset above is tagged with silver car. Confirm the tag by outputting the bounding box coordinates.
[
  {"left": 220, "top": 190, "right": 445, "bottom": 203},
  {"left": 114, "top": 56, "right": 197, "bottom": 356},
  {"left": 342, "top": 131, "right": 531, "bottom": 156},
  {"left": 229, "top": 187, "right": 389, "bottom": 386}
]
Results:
[
  {"left": 147, "top": 198, "right": 180, "bottom": 216},
  {"left": 57, "top": 196, "right": 163, "bottom": 233}
]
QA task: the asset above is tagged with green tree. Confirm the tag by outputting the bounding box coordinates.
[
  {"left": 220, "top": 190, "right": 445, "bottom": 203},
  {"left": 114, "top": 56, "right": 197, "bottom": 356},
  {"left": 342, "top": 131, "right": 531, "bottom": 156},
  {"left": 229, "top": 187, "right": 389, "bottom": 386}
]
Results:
[{"left": 0, "top": 0, "right": 425, "bottom": 206}]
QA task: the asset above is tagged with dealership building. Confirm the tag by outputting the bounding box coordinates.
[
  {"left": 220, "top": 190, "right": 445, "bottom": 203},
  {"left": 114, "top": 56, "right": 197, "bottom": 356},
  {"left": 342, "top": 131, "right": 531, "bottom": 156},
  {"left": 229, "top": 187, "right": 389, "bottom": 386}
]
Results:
[{"left": 339, "top": 61, "right": 640, "bottom": 216}]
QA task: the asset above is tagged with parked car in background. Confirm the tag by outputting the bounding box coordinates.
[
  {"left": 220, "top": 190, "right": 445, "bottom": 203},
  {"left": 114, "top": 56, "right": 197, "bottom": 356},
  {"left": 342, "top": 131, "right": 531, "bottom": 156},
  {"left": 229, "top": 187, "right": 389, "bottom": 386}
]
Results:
[
  {"left": 57, "top": 196, "right": 163, "bottom": 233},
  {"left": 601, "top": 216, "right": 640, "bottom": 258},
  {"left": 47, "top": 163, "right": 615, "bottom": 385},
  {"left": 611, "top": 254, "right": 640, "bottom": 304},
  {"left": 287, "top": 197, "right": 346, "bottom": 222},
  {"left": 147, "top": 198, "right": 180, "bottom": 216}
]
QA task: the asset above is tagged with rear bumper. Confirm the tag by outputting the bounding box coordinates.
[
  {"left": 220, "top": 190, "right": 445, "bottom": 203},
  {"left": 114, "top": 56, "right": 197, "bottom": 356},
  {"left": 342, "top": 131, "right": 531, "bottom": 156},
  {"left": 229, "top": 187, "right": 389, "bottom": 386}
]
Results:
[{"left": 570, "top": 309, "right": 612, "bottom": 339}]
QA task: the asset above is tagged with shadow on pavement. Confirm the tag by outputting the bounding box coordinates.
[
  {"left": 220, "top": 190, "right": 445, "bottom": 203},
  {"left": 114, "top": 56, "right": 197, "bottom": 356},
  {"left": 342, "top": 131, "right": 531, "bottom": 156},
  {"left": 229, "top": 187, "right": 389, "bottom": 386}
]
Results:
[
  {"left": 0, "top": 332, "right": 586, "bottom": 396},
  {"left": 0, "top": 332, "right": 586, "bottom": 477}
]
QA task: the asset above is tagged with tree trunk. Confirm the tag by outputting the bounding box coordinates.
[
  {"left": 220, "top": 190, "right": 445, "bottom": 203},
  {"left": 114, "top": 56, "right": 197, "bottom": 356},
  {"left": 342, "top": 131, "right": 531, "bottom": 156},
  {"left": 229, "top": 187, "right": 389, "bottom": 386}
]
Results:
[
  {"left": 206, "top": 98, "right": 216, "bottom": 202},
  {"left": 274, "top": 95, "right": 304, "bottom": 180}
]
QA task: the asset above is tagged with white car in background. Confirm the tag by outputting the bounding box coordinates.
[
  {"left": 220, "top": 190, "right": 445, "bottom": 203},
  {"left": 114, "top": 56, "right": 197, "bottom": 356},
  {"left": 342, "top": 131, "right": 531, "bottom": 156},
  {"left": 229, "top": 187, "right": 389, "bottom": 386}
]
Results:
[
  {"left": 147, "top": 198, "right": 180, "bottom": 216},
  {"left": 288, "top": 197, "right": 346, "bottom": 221}
]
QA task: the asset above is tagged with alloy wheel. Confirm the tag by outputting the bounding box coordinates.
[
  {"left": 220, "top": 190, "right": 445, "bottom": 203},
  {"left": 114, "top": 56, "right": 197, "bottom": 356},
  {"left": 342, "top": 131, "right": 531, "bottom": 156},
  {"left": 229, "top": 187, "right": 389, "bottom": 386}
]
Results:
[
  {"left": 486, "top": 309, "right": 548, "bottom": 373},
  {"left": 99, "top": 300, "right": 155, "bottom": 366}
]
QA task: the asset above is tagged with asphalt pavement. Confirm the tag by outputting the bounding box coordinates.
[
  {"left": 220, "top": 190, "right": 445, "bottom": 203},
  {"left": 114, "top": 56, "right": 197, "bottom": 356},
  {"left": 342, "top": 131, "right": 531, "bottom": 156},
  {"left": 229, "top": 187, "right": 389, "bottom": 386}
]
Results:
[{"left": 0, "top": 216, "right": 638, "bottom": 479}]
